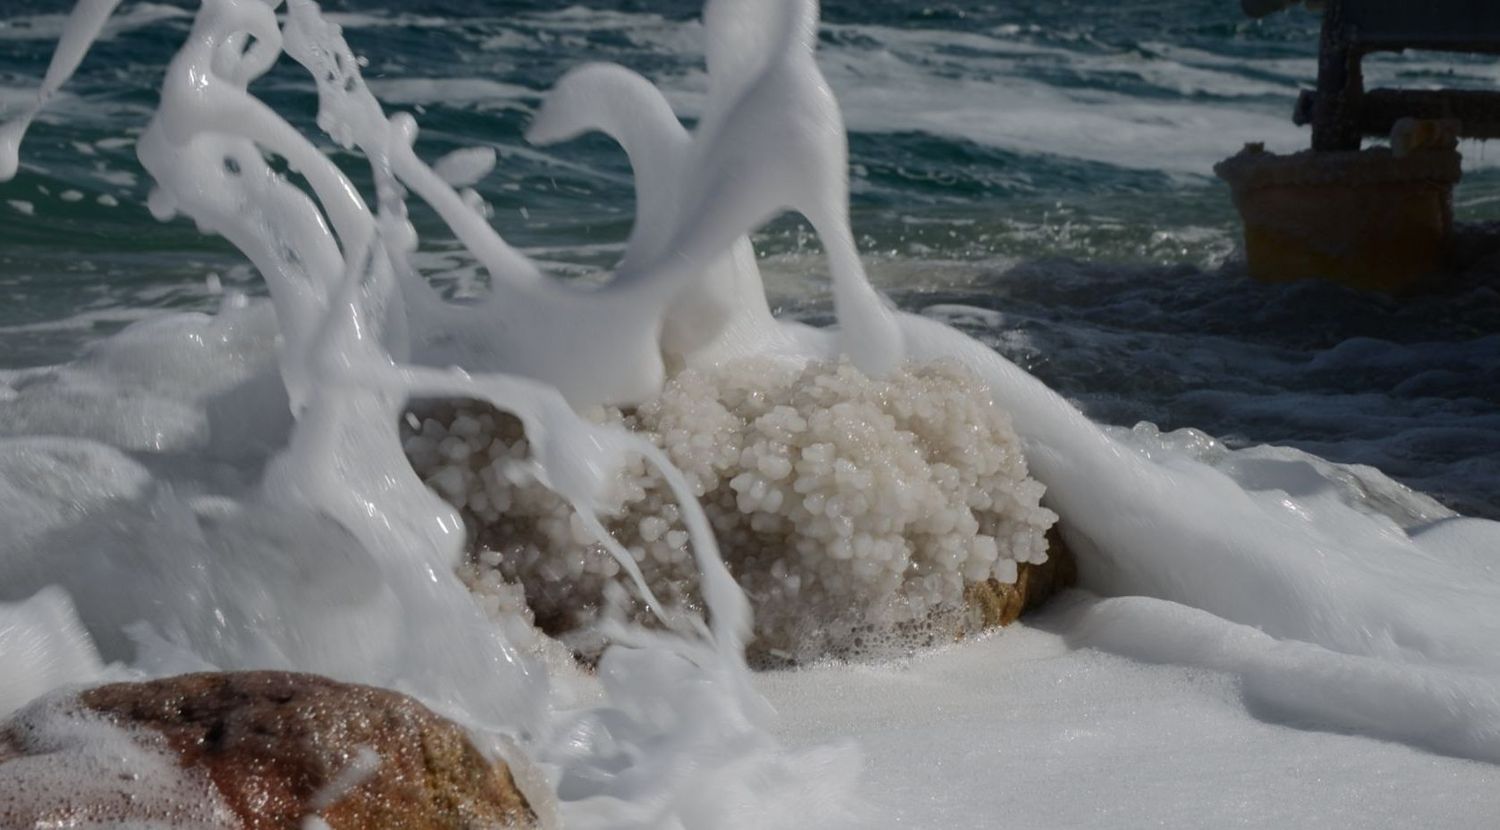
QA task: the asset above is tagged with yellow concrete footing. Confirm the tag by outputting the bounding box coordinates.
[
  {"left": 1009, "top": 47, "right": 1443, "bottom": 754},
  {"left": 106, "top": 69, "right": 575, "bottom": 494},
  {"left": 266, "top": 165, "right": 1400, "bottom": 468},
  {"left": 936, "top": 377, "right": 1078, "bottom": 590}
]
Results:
[{"left": 1215, "top": 143, "right": 1461, "bottom": 293}]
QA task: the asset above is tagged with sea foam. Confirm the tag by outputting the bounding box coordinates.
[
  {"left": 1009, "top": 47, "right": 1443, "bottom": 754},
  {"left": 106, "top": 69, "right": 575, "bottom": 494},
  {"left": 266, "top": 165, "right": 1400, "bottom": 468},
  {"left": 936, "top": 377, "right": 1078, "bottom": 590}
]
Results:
[{"left": 1, "top": 0, "right": 1499, "bottom": 826}]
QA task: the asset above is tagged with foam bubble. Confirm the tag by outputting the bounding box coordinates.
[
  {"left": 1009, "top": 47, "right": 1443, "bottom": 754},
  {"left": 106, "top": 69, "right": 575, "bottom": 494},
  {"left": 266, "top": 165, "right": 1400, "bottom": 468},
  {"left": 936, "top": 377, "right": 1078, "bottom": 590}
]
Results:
[{"left": 1, "top": 691, "right": 236, "bottom": 828}]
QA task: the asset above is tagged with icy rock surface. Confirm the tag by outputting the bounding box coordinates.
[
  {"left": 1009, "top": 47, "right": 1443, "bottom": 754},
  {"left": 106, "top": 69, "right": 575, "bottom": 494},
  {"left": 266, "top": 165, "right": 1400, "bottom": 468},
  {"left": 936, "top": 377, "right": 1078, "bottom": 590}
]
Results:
[
  {"left": 2, "top": 671, "right": 534, "bottom": 830},
  {"left": 405, "top": 356, "right": 1056, "bottom": 661}
]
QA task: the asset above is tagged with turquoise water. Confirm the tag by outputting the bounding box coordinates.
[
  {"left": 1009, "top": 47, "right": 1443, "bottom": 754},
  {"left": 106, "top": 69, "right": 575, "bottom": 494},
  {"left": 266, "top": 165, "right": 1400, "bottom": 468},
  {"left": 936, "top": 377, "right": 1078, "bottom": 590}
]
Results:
[{"left": 1, "top": 0, "right": 1497, "bottom": 515}]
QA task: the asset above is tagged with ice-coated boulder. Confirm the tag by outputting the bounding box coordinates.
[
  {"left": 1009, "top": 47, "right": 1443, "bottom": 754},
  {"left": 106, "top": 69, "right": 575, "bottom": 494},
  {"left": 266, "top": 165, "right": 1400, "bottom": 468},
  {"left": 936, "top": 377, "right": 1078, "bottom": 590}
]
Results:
[
  {"left": 1, "top": 671, "right": 533, "bottom": 829},
  {"left": 406, "top": 356, "right": 1062, "bottom": 662}
]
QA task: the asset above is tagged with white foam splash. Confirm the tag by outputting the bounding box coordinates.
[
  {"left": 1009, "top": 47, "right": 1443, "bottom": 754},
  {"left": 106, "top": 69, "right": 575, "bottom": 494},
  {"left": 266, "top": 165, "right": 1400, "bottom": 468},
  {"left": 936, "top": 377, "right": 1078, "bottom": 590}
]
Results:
[
  {"left": 3, "top": 0, "right": 1500, "bottom": 825},
  {"left": 0, "top": 589, "right": 108, "bottom": 719},
  {"left": 0, "top": 0, "right": 124, "bottom": 180},
  {"left": 4, "top": 0, "right": 869, "bottom": 824},
  {"left": 1, "top": 690, "right": 239, "bottom": 828}
]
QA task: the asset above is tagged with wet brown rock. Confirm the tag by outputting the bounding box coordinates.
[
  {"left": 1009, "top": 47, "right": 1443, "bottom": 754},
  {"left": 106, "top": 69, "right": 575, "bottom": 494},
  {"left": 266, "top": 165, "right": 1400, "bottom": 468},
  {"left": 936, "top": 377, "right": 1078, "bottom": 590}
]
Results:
[
  {"left": 964, "top": 526, "right": 1079, "bottom": 630},
  {"left": 69, "top": 671, "right": 533, "bottom": 830}
]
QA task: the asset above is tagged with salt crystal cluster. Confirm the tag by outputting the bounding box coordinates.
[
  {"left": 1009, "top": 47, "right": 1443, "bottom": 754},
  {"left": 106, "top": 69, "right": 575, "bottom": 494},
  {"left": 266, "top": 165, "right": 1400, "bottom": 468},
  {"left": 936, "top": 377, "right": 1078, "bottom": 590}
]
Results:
[{"left": 403, "top": 357, "right": 1056, "bottom": 661}]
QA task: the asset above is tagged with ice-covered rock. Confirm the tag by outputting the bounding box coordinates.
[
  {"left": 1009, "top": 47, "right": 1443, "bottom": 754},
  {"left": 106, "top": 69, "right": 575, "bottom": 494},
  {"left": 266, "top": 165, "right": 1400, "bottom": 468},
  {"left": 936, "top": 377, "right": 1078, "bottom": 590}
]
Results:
[
  {"left": 964, "top": 528, "right": 1077, "bottom": 630},
  {"left": 405, "top": 357, "right": 1058, "bottom": 662},
  {"left": 1, "top": 671, "right": 534, "bottom": 829}
]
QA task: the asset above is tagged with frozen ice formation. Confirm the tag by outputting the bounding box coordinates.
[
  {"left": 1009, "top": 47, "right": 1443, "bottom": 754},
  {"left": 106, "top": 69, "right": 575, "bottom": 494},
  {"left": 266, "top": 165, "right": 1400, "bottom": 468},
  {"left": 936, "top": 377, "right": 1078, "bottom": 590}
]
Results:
[{"left": 405, "top": 356, "right": 1057, "bottom": 661}]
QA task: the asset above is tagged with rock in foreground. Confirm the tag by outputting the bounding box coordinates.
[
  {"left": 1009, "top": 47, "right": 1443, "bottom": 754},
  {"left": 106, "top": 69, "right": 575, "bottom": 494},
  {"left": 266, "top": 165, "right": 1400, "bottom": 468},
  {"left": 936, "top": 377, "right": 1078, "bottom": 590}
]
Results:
[{"left": 2, "top": 671, "right": 533, "bottom": 829}]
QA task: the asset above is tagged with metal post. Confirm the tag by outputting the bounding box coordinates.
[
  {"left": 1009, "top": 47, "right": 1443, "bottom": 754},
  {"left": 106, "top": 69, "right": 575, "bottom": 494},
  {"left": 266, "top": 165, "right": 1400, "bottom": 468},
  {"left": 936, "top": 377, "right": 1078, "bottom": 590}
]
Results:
[{"left": 1311, "top": 0, "right": 1364, "bottom": 151}]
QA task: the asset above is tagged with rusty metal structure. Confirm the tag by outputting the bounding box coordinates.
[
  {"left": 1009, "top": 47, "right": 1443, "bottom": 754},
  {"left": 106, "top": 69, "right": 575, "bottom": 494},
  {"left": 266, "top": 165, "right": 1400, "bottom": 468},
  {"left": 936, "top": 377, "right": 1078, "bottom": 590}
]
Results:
[
  {"left": 1246, "top": 0, "right": 1500, "bottom": 150},
  {"left": 1213, "top": 0, "right": 1500, "bottom": 292}
]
